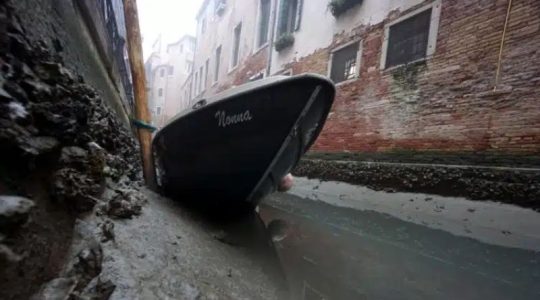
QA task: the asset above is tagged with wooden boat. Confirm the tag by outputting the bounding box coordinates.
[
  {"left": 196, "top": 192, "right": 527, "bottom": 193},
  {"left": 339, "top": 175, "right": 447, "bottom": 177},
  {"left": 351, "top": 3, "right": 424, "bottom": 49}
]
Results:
[{"left": 152, "top": 73, "right": 335, "bottom": 212}]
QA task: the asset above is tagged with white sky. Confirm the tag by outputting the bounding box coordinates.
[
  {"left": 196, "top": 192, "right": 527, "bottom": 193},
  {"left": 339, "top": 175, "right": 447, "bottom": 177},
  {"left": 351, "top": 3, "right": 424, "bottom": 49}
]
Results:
[{"left": 137, "top": 0, "right": 202, "bottom": 60}]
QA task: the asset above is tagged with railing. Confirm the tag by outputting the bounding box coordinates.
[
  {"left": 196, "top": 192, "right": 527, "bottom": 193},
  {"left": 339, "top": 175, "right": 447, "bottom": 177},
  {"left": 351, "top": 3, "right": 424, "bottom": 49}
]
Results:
[{"left": 97, "top": 0, "right": 134, "bottom": 112}]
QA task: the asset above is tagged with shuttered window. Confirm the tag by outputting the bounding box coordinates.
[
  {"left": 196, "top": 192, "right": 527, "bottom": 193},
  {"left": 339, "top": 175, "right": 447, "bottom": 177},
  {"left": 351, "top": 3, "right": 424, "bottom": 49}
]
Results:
[
  {"left": 214, "top": 46, "right": 222, "bottom": 82},
  {"left": 278, "top": 0, "right": 300, "bottom": 35},
  {"left": 231, "top": 23, "right": 242, "bottom": 68},
  {"left": 258, "top": 0, "right": 271, "bottom": 47}
]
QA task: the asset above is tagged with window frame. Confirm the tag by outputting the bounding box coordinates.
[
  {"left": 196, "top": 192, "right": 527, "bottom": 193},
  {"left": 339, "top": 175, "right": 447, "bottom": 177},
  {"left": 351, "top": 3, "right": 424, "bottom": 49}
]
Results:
[
  {"left": 328, "top": 39, "right": 363, "bottom": 85},
  {"left": 248, "top": 70, "right": 266, "bottom": 82},
  {"left": 214, "top": 45, "right": 222, "bottom": 84},
  {"left": 159, "top": 68, "right": 165, "bottom": 77},
  {"left": 277, "top": 0, "right": 302, "bottom": 36},
  {"left": 230, "top": 22, "right": 242, "bottom": 71},
  {"left": 215, "top": 0, "right": 227, "bottom": 16},
  {"left": 274, "top": 68, "right": 292, "bottom": 76},
  {"left": 186, "top": 61, "right": 193, "bottom": 74},
  {"left": 198, "top": 66, "right": 203, "bottom": 94},
  {"left": 168, "top": 65, "right": 174, "bottom": 76},
  {"left": 201, "top": 17, "right": 207, "bottom": 35},
  {"left": 158, "top": 88, "right": 163, "bottom": 97},
  {"left": 204, "top": 59, "right": 210, "bottom": 90},
  {"left": 380, "top": 0, "right": 441, "bottom": 70},
  {"left": 194, "top": 71, "right": 199, "bottom": 95},
  {"left": 255, "top": 0, "right": 272, "bottom": 50}
]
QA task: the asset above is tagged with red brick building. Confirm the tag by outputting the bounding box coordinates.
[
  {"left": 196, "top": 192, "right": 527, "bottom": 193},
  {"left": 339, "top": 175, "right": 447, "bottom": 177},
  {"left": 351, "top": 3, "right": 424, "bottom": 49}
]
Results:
[{"left": 187, "top": 0, "right": 540, "bottom": 155}]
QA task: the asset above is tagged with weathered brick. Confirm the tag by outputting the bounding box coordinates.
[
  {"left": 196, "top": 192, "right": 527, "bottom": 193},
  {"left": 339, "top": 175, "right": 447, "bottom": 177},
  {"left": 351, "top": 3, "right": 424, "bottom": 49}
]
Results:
[{"left": 281, "top": 0, "right": 540, "bottom": 154}]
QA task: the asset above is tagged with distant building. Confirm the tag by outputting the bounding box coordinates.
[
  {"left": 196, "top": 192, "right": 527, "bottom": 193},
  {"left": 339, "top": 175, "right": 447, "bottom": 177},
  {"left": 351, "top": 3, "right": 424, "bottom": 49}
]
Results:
[
  {"left": 145, "top": 35, "right": 196, "bottom": 128},
  {"left": 183, "top": 0, "right": 540, "bottom": 154}
]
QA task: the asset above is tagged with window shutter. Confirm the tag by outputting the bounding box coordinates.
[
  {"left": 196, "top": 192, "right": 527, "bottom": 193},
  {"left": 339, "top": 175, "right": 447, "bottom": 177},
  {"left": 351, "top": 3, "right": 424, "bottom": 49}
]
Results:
[
  {"left": 278, "top": 0, "right": 288, "bottom": 35},
  {"left": 294, "top": 0, "right": 303, "bottom": 31}
]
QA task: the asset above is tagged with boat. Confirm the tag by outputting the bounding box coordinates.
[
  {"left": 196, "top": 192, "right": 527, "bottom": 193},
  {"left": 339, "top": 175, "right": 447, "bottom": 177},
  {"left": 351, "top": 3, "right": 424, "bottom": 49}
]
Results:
[{"left": 152, "top": 73, "right": 335, "bottom": 212}]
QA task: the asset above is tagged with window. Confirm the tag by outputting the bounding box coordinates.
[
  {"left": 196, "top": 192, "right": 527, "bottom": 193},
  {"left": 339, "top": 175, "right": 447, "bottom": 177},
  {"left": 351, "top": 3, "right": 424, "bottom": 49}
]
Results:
[
  {"left": 180, "top": 45, "right": 183, "bottom": 53},
  {"left": 160, "top": 68, "right": 165, "bottom": 77},
  {"left": 231, "top": 23, "right": 242, "bottom": 68},
  {"left": 156, "top": 106, "right": 161, "bottom": 115},
  {"left": 386, "top": 9, "right": 431, "bottom": 68},
  {"left": 278, "top": 0, "right": 301, "bottom": 36},
  {"left": 198, "top": 66, "right": 203, "bottom": 92},
  {"left": 168, "top": 66, "right": 174, "bottom": 76},
  {"left": 186, "top": 61, "right": 193, "bottom": 74},
  {"left": 201, "top": 17, "right": 206, "bottom": 34},
  {"left": 257, "top": 0, "right": 271, "bottom": 47},
  {"left": 204, "top": 59, "right": 209, "bottom": 89},
  {"left": 330, "top": 42, "right": 360, "bottom": 83},
  {"left": 214, "top": 46, "right": 222, "bottom": 82},
  {"left": 158, "top": 88, "right": 163, "bottom": 97},
  {"left": 382, "top": 5, "right": 438, "bottom": 69},
  {"left": 215, "top": 0, "right": 226, "bottom": 15},
  {"left": 248, "top": 72, "right": 264, "bottom": 82},
  {"left": 194, "top": 71, "right": 199, "bottom": 95}
]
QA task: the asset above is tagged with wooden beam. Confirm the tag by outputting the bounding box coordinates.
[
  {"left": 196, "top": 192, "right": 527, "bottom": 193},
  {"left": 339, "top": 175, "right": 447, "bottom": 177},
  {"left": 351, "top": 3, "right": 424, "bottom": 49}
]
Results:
[{"left": 123, "top": 0, "right": 156, "bottom": 188}]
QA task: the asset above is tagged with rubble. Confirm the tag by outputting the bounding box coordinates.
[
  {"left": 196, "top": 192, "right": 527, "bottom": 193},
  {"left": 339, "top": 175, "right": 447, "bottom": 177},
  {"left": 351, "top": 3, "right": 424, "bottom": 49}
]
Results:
[
  {"left": 78, "top": 277, "right": 116, "bottom": 300},
  {"left": 0, "top": 195, "right": 34, "bottom": 230},
  {"left": 51, "top": 167, "right": 102, "bottom": 213},
  {"left": 31, "top": 220, "right": 115, "bottom": 300},
  {"left": 105, "top": 188, "right": 145, "bottom": 219},
  {"left": 0, "top": 2, "right": 144, "bottom": 299},
  {"left": 294, "top": 158, "right": 540, "bottom": 211},
  {"left": 67, "top": 244, "right": 104, "bottom": 291},
  {"left": 30, "top": 277, "right": 77, "bottom": 300},
  {"left": 0, "top": 242, "right": 22, "bottom": 264},
  {"left": 99, "top": 219, "right": 115, "bottom": 242}
]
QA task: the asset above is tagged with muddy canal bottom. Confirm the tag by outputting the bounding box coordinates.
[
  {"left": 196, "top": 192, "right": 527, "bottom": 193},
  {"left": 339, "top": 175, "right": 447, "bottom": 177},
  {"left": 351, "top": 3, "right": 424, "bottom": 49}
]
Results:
[{"left": 256, "top": 178, "right": 540, "bottom": 300}]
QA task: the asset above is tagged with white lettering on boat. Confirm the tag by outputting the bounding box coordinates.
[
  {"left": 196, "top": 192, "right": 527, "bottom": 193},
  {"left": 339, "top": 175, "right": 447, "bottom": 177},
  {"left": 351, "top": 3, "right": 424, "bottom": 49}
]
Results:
[{"left": 215, "top": 110, "right": 253, "bottom": 128}]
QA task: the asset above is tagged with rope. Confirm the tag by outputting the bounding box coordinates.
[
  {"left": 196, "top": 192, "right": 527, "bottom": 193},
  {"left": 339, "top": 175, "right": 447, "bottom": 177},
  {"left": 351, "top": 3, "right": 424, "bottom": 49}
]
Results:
[
  {"left": 494, "top": 0, "right": 513, "bottom": 91},
  {"left": 131, "top": 118, "right": 157, "bottom": 132}
]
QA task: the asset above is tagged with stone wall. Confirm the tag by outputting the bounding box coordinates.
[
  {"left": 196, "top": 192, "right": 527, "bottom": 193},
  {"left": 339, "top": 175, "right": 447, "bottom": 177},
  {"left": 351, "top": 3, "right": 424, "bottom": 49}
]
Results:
[
  {"left": 0, "top": 1, "right": 143, "bottom": 298},
  {"left": 282, "top": 0, "right": 540, "bottom": 155},
  {"left": 9, "top": 0, "right": 131, "bottom": 128}
]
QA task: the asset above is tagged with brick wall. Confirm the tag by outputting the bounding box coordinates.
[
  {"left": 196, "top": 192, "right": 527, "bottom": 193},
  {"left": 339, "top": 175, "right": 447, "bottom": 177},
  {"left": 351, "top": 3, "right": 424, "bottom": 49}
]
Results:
[{"left": 286, "top": 0, "right": 540, "bottom": 154}]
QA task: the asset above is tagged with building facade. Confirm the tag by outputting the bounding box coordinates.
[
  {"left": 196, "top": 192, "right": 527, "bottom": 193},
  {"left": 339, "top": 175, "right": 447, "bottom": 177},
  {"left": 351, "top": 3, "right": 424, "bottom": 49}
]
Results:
[
  {"left": 145, "top": 35, "right": 196, "bottom": 128},
  {"left": 184, "top": 0, "right": 540, "bottom": 154}
]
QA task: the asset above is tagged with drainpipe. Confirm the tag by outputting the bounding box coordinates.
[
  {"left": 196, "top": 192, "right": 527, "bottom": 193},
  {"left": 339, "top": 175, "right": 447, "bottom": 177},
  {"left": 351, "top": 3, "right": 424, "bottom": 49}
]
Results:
[{"left": 265, "top": 0, "right": 278, "bottom": 76}]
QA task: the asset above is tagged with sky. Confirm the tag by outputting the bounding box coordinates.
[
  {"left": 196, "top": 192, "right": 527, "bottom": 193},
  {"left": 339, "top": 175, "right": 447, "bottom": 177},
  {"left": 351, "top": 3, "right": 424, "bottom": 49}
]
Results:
[{"left": 137, "top": 0, "right": 202, "bottom": 60}]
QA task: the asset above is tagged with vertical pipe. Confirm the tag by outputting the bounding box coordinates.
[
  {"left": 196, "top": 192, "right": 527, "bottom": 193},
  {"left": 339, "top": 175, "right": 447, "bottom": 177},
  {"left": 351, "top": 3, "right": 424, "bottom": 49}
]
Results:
[{"left": 123, "top": 0, "right": 156, "bottom": 188}]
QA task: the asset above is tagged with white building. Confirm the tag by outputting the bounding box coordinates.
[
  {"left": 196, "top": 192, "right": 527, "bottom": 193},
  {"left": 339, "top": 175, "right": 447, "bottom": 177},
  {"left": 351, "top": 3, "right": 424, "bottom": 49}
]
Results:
[
  {"left": 181, "top": 0, "right": 272, "bottom": 104},
  {"left": 145, "top": 35, "right": 196, "bottom": 128},
  {"left": 185, "top": 0, "right": 440, "bottom": 100}
]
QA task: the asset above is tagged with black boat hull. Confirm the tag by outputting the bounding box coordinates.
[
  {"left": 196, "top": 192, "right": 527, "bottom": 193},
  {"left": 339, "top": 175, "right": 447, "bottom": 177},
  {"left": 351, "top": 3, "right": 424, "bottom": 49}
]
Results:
[{"left": 152, "top": 74, "right": 335, "bottom": 210}]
